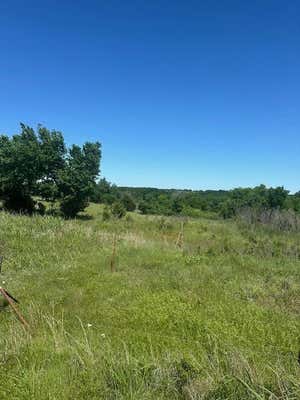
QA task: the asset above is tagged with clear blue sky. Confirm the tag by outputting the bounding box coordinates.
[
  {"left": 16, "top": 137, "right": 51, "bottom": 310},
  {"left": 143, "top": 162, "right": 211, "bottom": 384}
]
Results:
[{"left": 1, "top": 1, "right": 299, "bottom": 192}]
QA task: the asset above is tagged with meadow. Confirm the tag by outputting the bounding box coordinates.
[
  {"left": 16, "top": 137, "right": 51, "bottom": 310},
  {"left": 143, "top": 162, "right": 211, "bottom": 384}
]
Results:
[{"left": 0, "top": 203, "right": 299, "bottom": 399}]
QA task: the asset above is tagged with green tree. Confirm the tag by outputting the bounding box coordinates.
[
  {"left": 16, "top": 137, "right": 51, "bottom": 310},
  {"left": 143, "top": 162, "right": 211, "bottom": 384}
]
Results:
[
  {"left": 36, "top": 125, "right": 66, "bottom": 202},
  {"left": 58, "top": 142, "right": 101, "bottom": 218},
  {"left": 220, "top": 185, "right": 289, "bottom": 219},
  {"left": 121, "top": 193, "right": 136, "bottom": 211},
  {"left": 91, "top": 178, "right": 120, "bottom": 204},
  {"left": 172, "top": 197, "right": 184, "bottom": 214},
  {"left": 0, "top": 124, "right": 101, "bottom": 217},
  {"left": 138, "top": 200, "right": 152, "bottom": 214},
  {"left": 0, "top": 124, "right": 65, "bottom": 213},
  {"left": 267, "top": 187, "right": 289, "bottom": 209}
]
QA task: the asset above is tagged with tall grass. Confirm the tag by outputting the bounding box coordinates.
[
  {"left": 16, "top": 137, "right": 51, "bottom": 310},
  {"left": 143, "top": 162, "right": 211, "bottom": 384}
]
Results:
[{"left": 0, "top": 204, "right": 299, "bottom": 399}]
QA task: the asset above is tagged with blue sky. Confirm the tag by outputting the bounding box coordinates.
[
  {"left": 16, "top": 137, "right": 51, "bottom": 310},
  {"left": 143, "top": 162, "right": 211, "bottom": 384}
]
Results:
[{"left": 0, "top": 1, "right": 299, "bottom": 191}]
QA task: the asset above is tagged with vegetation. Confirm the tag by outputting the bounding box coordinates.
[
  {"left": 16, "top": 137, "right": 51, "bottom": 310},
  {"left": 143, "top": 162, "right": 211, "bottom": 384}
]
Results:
[
  {"left": 118, "top": 187, "right": 229, "bottom": 217},
  {"left": 0, "top": 124, "right": 101, "bottom": 217},
  {"left": 1, "top": 123, "right": 300, "bottom": 398},
  {"left": 114, "top": 186, "right": 300, "bottom": 222},
  {"left": 111, "top": 201, "right": 127, "bottom": 219},
  {"left": 58, "top": 142, "right": 101, "bottom": 218},
  {"left": 0, "top": 204, "right": 300, "bottom": 399},
  {"left": 219, "top": 185, "right": 289, "bottom": 218},
  {"left": 91, "top": 178, "right": 120, "bottom": 205}
]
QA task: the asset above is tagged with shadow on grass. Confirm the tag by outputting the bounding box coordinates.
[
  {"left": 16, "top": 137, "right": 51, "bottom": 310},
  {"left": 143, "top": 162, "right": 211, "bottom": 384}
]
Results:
[{"left": 75, "top": 214, "right": 94, "bottom": 221}]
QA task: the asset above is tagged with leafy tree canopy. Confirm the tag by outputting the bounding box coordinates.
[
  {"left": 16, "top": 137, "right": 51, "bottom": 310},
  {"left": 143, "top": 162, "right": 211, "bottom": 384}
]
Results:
[{"left": 0, "top": 123, "right": 101, "bottom": 217}]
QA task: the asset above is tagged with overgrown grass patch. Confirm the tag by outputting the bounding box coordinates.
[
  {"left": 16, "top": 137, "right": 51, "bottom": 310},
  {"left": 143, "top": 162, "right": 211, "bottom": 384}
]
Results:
[{"left": 0, "top": 205, "right": 299, "bottom": 399}]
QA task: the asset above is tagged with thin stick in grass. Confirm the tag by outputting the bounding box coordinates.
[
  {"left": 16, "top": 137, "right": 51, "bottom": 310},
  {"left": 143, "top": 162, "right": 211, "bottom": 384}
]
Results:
[
  {"left": 175, "top": 221, "right": 184, "bottom": 249},
  {"left": 0, "top": 287, "right": 30, "bottom": 331},
  {"left": 110, "top": 233, "right": 117, "bottom": 273}
]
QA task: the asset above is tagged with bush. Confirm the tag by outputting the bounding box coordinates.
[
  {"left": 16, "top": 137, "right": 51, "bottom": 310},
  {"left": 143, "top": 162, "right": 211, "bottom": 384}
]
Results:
[
  {"left": 181, "top": 205, "right": 202, "bottom": 218},
  {"left": 138, "top": 200, "right": 152, "bottom": 214},
  {"left": 121, "top": 194, "right": 136, "bottom": 211},
  {"left": 238, "top": 207, "right": 300, "bottom": 232},
  {"left": 111, "top": 201, "right": 126, "bottom": 219},
  {"left": 60, "top": 195, "right": 89, "bottom": 219},
  {"left": 102, "top": 205, "right": 111, "bottom": 221},
  {"left": 3, "top": 193, "right": 36, "bottom": 215}
]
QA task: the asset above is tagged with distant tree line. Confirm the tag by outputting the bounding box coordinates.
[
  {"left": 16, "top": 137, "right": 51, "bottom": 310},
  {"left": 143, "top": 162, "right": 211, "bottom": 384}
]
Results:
[
  {"left": 219, "top": 185, "right": 290, "bottom": 218},
  {"left": 90, "top": 183, "right": 300, "bottom": 220},
  {"left": 0, "top": 123, "right": 101, "bottom": 217},
  {"left": 220, "top": 185, "right": 300, "bottom": 231}
]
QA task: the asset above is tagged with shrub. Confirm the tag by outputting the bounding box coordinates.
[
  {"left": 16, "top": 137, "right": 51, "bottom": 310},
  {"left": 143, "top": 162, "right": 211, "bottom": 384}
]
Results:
[
  {"left": 111, "top": 201, "right": 126, "bottom": 219},
  {"left": 102, "top": 205, "right": 111, "bottom": 221},
  {"left": 121, "top": 194, "right": 136, "bottom": 211}
]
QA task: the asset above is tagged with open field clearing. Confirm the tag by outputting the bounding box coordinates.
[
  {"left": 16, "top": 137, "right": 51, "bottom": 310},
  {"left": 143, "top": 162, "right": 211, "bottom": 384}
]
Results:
[{"left": 0, "top": 204, "right": 300, "bottom": 399}]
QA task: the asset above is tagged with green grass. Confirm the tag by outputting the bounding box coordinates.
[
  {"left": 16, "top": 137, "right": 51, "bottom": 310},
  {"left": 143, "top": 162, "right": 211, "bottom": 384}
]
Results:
[{"left": 0, "top": 203, "right": 300, "bottom": 399}]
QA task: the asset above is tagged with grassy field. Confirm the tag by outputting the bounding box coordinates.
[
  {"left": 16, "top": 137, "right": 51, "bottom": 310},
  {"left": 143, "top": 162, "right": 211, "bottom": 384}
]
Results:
[{"left": 0, "top": 203, "right": 299, "bottom": 399}]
